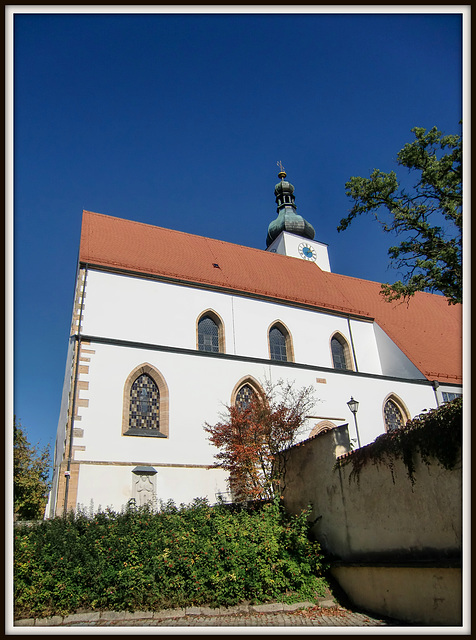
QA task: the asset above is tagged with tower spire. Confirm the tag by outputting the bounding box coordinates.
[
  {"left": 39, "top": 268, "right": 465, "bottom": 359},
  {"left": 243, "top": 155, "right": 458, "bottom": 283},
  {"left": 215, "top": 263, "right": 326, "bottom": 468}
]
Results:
[{"left": 266, "top": 166, "right": 315, "bottom": 248}]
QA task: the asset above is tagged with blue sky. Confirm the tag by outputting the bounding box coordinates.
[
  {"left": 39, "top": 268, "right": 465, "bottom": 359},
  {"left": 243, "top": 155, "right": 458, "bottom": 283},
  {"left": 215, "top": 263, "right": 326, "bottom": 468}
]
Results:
[{"left": 10, "top": 9, "right": 464, "bottom": 457}]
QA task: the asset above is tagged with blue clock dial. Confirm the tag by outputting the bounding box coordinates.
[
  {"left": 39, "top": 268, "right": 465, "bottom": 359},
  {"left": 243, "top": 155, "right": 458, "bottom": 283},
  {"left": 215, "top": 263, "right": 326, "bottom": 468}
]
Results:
[{"left": 298, "top": 242, "right": 317, "bottom": 261}]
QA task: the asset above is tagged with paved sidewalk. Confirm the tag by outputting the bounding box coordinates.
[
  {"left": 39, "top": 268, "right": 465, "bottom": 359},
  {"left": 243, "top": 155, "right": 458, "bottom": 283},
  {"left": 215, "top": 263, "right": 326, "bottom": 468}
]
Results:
[{"left": 15, "top": 600, "right": 405, "bottom": 628}]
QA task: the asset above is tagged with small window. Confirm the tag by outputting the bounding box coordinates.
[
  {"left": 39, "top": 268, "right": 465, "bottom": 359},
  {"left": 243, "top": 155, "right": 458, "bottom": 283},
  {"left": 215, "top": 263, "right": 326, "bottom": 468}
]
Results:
[
  {"left": 331, "top": 334, "right": 351, "bottom": 370},
  {"left": 384, "top": 397, "right": 407, "bottom": 432},
  {"left": 442, "top": 392, "right": 462, "bottom": 403},
  {"left": 269, "top": 326, "right": 288, "bottom": 361}
]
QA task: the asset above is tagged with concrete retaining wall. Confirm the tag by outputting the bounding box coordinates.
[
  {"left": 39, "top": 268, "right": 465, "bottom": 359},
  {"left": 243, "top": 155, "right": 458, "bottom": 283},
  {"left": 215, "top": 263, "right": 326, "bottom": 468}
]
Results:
[{"left": 282, "top": 425, "right": 462, "bottom": 625}]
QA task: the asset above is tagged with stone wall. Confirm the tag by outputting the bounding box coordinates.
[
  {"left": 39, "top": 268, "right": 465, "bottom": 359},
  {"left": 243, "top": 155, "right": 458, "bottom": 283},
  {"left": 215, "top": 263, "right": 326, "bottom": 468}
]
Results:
[{"left": 282, "top": 425, "right": 462, "bottom": 624}]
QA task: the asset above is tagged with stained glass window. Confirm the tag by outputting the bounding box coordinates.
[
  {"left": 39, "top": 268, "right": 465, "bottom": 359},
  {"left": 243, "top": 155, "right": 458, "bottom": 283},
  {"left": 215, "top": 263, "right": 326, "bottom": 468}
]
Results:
[
  {"left": 198, "top": 315, "right": 220, "bottom": 353},
  {"left": 236, "top": 384, "right": 255, "bottom": 411},
  {"left": 129, "top": 374, "right": 160, "bottom": 431},
  {"left": 331, "top": 336, "right": 348, "bottom": 370},
  {"left": 269, "top": 326, "right": 287, "bottom": 361},
  {"left": 384, "top": 398, "right": 405, "bottom": 432}
]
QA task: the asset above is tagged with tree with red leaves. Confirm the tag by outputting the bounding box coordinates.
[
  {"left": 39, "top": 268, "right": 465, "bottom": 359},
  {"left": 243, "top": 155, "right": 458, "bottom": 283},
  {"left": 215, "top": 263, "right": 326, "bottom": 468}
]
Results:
[{"left": 204, "top": 379, "right": 315, "bottom": 502}]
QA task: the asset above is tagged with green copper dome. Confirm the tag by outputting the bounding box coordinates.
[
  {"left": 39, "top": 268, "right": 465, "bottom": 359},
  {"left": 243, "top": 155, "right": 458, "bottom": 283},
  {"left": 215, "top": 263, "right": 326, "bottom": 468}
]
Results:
[{"left": 266, "top": 170, "right": 315, "bottom": 248}]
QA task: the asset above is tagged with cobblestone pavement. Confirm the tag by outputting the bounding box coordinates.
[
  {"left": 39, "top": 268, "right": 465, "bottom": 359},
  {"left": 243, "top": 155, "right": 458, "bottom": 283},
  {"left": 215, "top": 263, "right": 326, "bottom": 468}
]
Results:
[{"left": 15, "top": 601, "right": 406, "bottom": 628}]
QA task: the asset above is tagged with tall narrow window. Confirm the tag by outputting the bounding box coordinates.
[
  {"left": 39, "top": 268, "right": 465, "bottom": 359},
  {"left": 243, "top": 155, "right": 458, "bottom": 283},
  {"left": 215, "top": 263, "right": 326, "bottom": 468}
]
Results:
[
  {"left": 384, "top": 397, "right": 408, "bottom": 432},
  {"left": 331, "top": 334, "right": 352, "bottom": 370},
  {"left": 129, "top": 374, "right": 160, "bottom": 431},
  {"left": 123, "top": 364, "right": 169, "bottom": 438},
  {"left": 269, "top": 326, "right": 288, "bottom": 361},
  {"left": 197, "top": 310, "right": 225, "bottom": 353}
]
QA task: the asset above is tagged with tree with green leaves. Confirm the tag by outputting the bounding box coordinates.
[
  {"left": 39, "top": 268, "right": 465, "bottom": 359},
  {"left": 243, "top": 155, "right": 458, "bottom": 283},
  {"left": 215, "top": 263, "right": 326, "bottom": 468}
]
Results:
[
  {"left": 338, "top": 125, "right": 462, "bottom": 305},
  {"left": 14, "top": 417, "right": 51, "bottom": 520}
]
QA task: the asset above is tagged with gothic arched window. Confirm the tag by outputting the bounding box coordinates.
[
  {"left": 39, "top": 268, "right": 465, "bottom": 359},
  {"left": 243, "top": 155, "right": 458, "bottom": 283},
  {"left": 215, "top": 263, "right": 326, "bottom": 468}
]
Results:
[
  {"left": 268, "top": 322, "right": 293, "bottom": 362},
  {"left": 231, "top": 376, "right": 263, "bottom": 412},
  {"left": 123, "top": 364, "right": 169, "bottom": 438},
  {"left": 331, "top": 333, "right": 352, "bottom": 370},
  {"left": 197, "top": 310, "right": 225, "bottom": 353},
  {"left": 383, "top": 396, "right": 408, "bottom": 432}
]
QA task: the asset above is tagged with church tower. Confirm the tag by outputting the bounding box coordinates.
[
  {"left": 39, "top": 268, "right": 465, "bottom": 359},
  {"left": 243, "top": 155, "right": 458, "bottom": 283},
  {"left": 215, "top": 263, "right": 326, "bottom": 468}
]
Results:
[{"left": 266, "top": 165, "right": 331, "bottom": 272}]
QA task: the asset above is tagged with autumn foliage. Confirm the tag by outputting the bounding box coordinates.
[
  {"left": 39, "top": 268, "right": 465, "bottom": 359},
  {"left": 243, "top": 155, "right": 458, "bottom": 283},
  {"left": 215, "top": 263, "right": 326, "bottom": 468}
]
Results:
[{"left": 204, "top": 379, "right": 315, "bottom": 501}]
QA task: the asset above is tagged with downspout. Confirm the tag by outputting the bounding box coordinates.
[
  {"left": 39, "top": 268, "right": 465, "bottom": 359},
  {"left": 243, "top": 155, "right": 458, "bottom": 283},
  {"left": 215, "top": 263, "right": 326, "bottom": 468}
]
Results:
[
  {"left": 432, "top": 380, "right": 441, "bottom": 407},
  {"left": 347, "top": 316, "right": 359, "bottom": 372},
  {"left": 63, "top": 263, "right": 88, "bottom": 515}
]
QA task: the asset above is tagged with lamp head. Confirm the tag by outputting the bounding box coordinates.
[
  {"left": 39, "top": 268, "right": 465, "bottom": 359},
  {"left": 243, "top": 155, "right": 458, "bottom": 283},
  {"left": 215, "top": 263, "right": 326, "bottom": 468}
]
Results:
[{"left": 347, "top": 397, "right": 359, "bottom": 414}]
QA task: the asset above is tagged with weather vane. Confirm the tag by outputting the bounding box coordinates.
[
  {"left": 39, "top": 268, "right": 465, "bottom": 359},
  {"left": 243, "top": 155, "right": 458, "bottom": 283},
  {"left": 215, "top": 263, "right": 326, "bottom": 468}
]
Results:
[{"left": 276, "top": 160, "right": 286, "bottom": 179}]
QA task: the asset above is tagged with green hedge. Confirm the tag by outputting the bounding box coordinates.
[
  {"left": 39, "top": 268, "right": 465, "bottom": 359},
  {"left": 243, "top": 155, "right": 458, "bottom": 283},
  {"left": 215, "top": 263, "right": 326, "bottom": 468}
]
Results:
[{"left": 14, "top": 498, "right": 328, "bottom": 620}]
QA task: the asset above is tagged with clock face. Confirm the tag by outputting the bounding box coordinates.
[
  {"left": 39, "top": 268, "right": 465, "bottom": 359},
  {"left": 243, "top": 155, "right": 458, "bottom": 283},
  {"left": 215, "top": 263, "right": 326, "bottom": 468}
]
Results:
[{"left": 298, "top": 242, "right": 317, "bottom": 261}]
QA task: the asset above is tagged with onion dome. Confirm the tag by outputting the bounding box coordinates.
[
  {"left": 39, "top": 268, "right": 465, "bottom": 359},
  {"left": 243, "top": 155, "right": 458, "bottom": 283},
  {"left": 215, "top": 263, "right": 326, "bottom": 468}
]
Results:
[{"left": 266, "top": 167, "right": 315, "bottom": 248}]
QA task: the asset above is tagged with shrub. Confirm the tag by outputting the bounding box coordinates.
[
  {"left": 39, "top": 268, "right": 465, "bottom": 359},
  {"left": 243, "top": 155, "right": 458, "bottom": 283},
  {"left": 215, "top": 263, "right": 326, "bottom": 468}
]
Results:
[
  {"left": 14, "top": 498, "right": 328, "bottom": 619},
  {"left": 335, "top": 397, "right": 462, "bottom": 485}
]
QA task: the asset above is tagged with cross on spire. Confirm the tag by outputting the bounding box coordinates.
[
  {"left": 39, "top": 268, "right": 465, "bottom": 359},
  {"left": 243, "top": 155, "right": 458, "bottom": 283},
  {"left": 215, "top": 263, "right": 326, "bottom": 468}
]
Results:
[{"left": 276, "top": 160, "right": 286, "bottom": 179}]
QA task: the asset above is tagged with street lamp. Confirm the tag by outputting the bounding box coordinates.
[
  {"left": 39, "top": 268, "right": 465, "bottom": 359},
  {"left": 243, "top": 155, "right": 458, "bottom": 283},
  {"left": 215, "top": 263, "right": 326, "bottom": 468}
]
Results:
[{"left": 347, "top": 397, "right": 361, "bottom": 449}]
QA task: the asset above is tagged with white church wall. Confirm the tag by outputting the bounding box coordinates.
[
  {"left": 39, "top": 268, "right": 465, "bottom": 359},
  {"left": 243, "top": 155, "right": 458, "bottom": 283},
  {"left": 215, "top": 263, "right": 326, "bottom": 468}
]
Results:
[
  {"left": 75, "top": 464, "right": 229, "bottom": 514},
  {"left": 81, "top": 270, "right": 236, "bottom": 353},
  {"left": 80, "top": 270, "right": 423, "bottom": 383},
  {"left": 373, "top": 323, "right": 427, "bottom": 379},
  {"left": 73, "top": 340, "right": 438, "bottom": 466},
  {"left": 58, "top": 267, "right": 445, "bottom": 512},
  {"left": 230, "top": 296, "right": 382, "bottom": 375},
  {"left": 346, "top": 319, "right": 383, "bottom": 374}
]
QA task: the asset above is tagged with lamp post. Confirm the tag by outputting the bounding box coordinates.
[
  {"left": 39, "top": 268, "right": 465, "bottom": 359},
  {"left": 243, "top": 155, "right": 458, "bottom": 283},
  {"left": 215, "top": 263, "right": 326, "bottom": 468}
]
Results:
[{"left": 347, "top": 397, "right": 361, "bottom": 449}]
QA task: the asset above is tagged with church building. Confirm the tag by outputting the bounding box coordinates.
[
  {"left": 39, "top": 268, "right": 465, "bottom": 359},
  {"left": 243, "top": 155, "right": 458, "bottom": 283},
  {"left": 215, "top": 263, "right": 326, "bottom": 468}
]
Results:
[{"left": 46, "top": 170, "right": 462, "bottom": 517}]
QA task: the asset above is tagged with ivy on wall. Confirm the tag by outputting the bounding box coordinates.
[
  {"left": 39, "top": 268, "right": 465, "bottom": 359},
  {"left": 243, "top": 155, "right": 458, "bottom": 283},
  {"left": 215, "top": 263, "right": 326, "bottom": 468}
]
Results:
[{"left": 335, "top": 397, "right": 462, "bottom": 485}]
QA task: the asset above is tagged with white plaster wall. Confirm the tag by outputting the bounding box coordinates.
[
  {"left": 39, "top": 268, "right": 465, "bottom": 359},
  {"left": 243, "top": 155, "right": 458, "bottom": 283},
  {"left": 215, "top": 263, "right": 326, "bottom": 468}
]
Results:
[
  {"left": 373, "top": 323, "right": 426, "bottom": 379},
  {"left": 232, "top": 295, "right": 368, "bottom": 368},
  {"left": 75, "top": 464, "right": 229, "bottom": 513},
  {"left": 267, "top": 231, "right": 331, "bottom": 272},
  {"left": 82, "top": 269, "right": 395, "bottom": 378},
  {"left": 344, "top": 319, "right": 382, "bottom": 374},
  {"left": 74, "top": 341, "right": 438, "bottom": 466},
  {"left": 81, "top": 270, "right": 236, "bottom": 353},
  {"left": 62, "top": 267, "right": 444, "bottom": 510}
]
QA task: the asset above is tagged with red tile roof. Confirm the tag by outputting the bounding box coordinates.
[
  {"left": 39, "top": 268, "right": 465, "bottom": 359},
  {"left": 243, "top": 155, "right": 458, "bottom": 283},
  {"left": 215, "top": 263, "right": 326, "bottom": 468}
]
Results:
[{"left": 80, "top": 210, "right": 462, "bottom": 384}]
